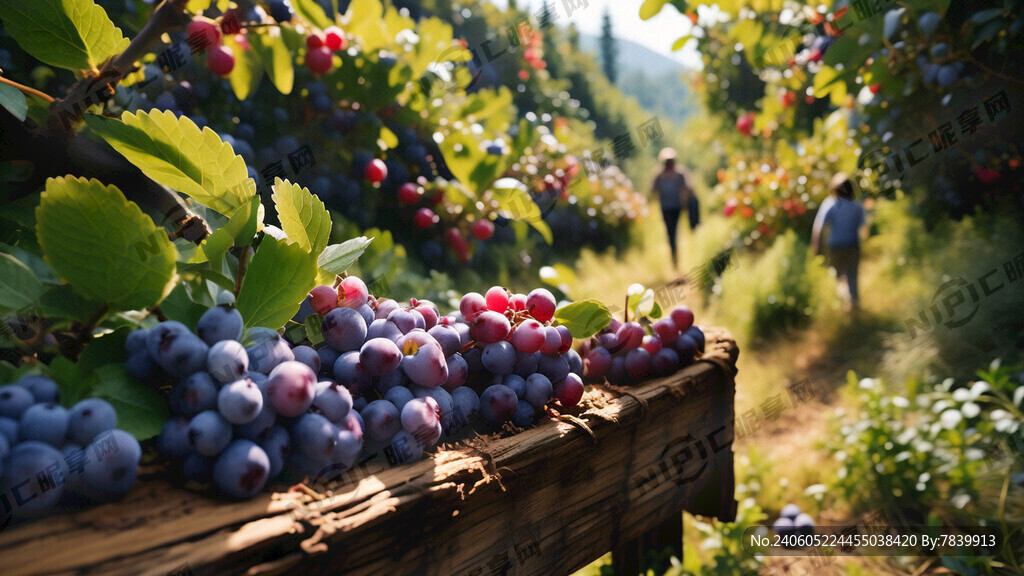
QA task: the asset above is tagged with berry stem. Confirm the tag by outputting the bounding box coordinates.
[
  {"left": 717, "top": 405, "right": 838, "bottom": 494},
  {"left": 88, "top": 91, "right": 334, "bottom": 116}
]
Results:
[{"left": 0, "top": 75, "right": 55, "bottom": 103}]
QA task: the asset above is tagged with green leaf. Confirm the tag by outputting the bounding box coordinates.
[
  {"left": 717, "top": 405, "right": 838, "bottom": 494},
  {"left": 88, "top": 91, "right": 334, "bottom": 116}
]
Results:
[
  {"left": 36, "top": 177, "right": 176, "bottom": 311},
  {"left": 186, "top": 0, "right": 212, "bottom": 12},
  {"left": 639, "top": 0, "right": 673, "bottom": 20},
  {"left": 226, "top": 33, "right": 263, "bottom": 101},
  {"left": 969, "top": 7, "right": 1002, "bottom": 23},
  {"left": 48, "top": 357, "right": 92, "bottom": 406},
  {"left": 272, "top": 178, "right": 332, "bottom": 254},
  {"left": 226, "top": 194, "right": 264, "bottom": 247},
  {"left": 85, "top": 110, "right": 255, "bottom": 216},
  {"left": 650, "top": 302, "right": 663, "bottom": 319},
  {"left": 318, "top": 236, "right": 374, "bottom": 275},
  {"left": 491, "top": 178, "right": 553, "bottom": 244},
  {"left": 39, "top": 284, "right": 106, "bottom": 322},
  {"left": 0, "top": 83, "right": 28, "bottom": 122},
  {"left": 237, "top": 237, "right": 317, "bottom": 329},
  {"left": 251, "top": 26, "right": 295, "bottom": 94},
  {"left": 0, "top": 253, "right": 44, "bottom": 312},
  {"left": 291, "top": 0, "right": 334, "bottom": 29},
  {"left": 0, "top": 0, "right": 128, "bottom": 71},
  {"left": 91, "top": 364, "right": 169, "bottom": 440},
  {"left": 628, "top": 288, "right": 655, "bottom": 319},
  {"left": 553, "top": 298, "right": 613, "bottom": 338},
  {"left": 305, "top": 313, "right": 324, "bottom": 345},
  {"left": 671, "top": 35, "right": 693, "bottom": 51}
]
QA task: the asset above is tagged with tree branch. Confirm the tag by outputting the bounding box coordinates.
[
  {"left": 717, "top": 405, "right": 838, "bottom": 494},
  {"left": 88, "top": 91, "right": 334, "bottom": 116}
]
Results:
[{"left": 47, "top": 0, "right": 191, "bottom": 133}]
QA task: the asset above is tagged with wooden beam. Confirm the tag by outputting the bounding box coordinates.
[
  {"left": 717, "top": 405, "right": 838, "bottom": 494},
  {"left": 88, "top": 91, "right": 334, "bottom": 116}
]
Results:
[{"left": 0, "top": 329, "right": 738, "bottom": 576}]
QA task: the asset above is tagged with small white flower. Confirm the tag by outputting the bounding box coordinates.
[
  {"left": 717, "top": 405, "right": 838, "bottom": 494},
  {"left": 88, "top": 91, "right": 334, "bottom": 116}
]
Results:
[
  {"left": 952, "top": 388, "right": 971, "bottom": 403},
  {"left": 965, "top": 448, "right": 985, "bottom": 461},
  {"left": 1013, "top": 386, "right": 1024, "bottom": 409},
  {"left": 952, "top": 493, "right": 972, "bottom": 509},
  {"left": 940, "top": 377, "right": 956, "bottom": 392},
  {"left": 835, "top": 450, "right": 848, "bottom": 461},
  {"left": 970, "top": 381, "right": 991, "bottom": 398},
  {"left": 961, "top": 402, "right": 981, "bottom": 419},
  {"left": 940, "top": 409, "right": 963, "bottom": 429},
  {"left": 804, "top": 484, "right": 827, "bottom": 496},
  {"left": 892, "top": 396, "right": 910, "bottom": 408},
  {"left": 895, "top": 451, "right": 911, "bottom": 462},
  {"left": 919, "top": 472, "right": 931, "bottom": 483},
  {"left": 932, "top": 400, "right": 951, "bottom": 414},
  {"left": 859, "top": 377, "right": 877, "bottom": 390}
]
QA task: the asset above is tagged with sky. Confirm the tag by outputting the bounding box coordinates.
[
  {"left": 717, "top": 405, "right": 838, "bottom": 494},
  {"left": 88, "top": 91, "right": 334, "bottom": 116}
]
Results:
[{"left": 486, "top": 0, "right": 703, "bottom": 69}]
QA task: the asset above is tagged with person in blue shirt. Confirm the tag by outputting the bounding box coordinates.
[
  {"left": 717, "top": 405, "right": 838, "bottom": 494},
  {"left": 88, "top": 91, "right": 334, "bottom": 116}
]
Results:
[
  {"left": 652, "top": 148, "right": 695, "bottom": 270},
  {"left": 812, "top": 173, "right": 866, "bottom": 310}
]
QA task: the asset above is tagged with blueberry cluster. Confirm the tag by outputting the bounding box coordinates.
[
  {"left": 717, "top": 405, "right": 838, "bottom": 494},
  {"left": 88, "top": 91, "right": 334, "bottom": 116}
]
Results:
[
  {"left": 580, "top": 307, "right": 704, "bottom": 385},
  {"left": 772, "top": 503, "right": 816, "bottom": 539},
  {"left": 0, "top": 376, "right": 139, "bottom": 522}
]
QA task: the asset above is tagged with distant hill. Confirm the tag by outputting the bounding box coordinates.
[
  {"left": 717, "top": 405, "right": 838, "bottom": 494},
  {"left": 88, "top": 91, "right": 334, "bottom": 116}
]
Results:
[{"left": 579, "top": 34, "right": 696, "bottom": 125}]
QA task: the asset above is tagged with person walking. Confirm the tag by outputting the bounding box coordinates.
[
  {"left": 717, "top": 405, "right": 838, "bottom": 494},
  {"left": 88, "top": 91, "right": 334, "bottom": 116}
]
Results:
[
  {"left": 652, "top": 148, "right": 695, "bottom": 270},
  {"left": 812, "top": 173, "right": 866, "bottom": 311}
]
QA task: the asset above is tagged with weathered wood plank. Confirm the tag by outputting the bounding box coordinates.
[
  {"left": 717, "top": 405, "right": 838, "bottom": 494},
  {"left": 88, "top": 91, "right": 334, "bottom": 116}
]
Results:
[{"left": 0, "top": 328, "right": 738, "bottom": 576}]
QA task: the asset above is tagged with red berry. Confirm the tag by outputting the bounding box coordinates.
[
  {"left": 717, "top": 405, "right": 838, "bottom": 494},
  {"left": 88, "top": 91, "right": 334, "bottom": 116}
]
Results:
[
  {"left": 207, "top": 45, "right": 236, "bottom": 76},
  {"left": 305, "top": 46, "right": 334, "bottom": 75},
  {"left": 428, "top": 188, "right": 444, "bottom": 206},
  {"left": 869, "top": 83, "right": 881, "bottom": 94},
  {"left": 187, "top": 19, "right": 222, "bottom": 53},
  {"left": 446, "top": 228, "right": 470, "bottom": 262},
  {"left": 398, "top": 182, "right": 421, "bottom": 205},
  {"left": 413, "top": 207, "right": 439, "bottom": 229},
  {"left": 365, "top": 159, "right": 387, "bottom": 183},
  {"left": 324, "top": 26, "right": 346, "bottom": 51},
  {"left": 220, "top": 11, "right": 242, "bottom": 35},
  {"left": 471, "top": 219, "right": 495, "bottom": 240},
  {"left": 306, "top": 34, "right": 325, "bottom": 50},
  {"left": 780, "top": 91, "right": 797, "bottom": 108},
  {"left": 736, "top": 112, "right": 755, "bottom": 136},
  {"left": 308, "top": 285, "right": 339, "bottom": 315}
]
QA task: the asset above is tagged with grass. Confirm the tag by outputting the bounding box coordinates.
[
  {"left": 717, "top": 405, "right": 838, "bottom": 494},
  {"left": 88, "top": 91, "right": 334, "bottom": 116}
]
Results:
[{"left": 566, "top": 198, "right": 1024, "bottom": 575}]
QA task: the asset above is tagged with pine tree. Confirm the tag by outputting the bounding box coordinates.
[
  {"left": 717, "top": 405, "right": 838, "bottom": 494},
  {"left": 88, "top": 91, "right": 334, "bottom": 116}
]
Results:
[
  {"left": 567, "top": 23, "right": 580, "bottom": 51},
  {"left": 539, "top": 1, "right": 554, "bottom": 30},
  {"left": 600, "top": 8, "right": 618, "bottom": 84}
]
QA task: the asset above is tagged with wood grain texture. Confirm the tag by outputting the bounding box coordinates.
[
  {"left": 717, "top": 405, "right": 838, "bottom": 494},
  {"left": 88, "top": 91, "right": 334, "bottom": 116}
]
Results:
[{"left": 0, "top": 328, "right": 738, "bottom": 576}]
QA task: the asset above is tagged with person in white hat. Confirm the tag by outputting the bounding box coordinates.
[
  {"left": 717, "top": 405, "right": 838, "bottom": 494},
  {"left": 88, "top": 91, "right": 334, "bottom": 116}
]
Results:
[
  {"left": 652, "top": 147, "right": 695, "bottom": 269},
  {"left": 812, "top": 172, "right": 866, "bottom": 311}
]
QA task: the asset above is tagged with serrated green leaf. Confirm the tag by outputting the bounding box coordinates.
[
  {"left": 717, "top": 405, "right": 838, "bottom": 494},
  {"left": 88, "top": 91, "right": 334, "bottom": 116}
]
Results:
[
  {"left": 318, "top": 236, "right": 374, "bottom": 274},
  {"left": 0, "top": 0, "right": 129, "bottom": 71},
  {"left": 305, "top": 313, "right": 324, "bottom": 345},
  {"left": 91, "top": 364, "right": 169, "bottom": 440},
  {"left": 85, "top": 111, "right": 255, "bottom": 216},
  {"left": 0, "top": 253, "right": 44, "bottom": 312},
  {"left": 226, "top": 33, "right": 263, "bottom": 101},
  {"left": 36, "top": 177, "right": 176, "bottom": 311},
  {"left": 272, "top": 178, "right": 331, "bottom": 254},
  {"left": 0, "top": 83, "right": 28, "bottom": 122},
  {"left": 250, "top": 28, "right": 294, "bottom": 95},
  {"left": 554, "top": 298, "right": 613, "bottom": 338},
  {"left": 226, "top": 194, "right": 263, "bottom": 246},
  {"left": 237, "top": 237, "right": 317, "bottom": 329}
]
